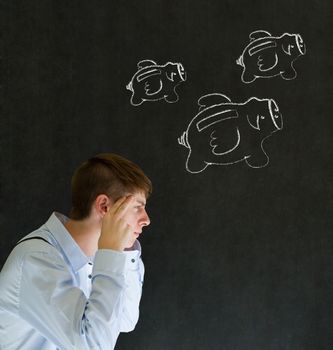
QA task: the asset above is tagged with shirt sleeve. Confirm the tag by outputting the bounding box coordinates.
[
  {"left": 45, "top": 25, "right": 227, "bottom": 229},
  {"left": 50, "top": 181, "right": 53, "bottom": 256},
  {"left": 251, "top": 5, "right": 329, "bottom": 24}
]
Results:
[
  {"left": 118, "top": 249, "right": 145, "bottom": 332},
  {"left": 17, "top": 244, "right": 143, "bottom": 349}
]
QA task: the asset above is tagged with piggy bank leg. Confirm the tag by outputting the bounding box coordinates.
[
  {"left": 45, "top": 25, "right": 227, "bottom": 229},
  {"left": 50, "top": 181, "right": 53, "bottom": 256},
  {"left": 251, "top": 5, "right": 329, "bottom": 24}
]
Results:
[
  {"left": 164, "top": 90, "right": 179, "bottom": 103},
  {"left": 280, "top": 66, "right": 297, "bottom": 80},
  {"left": 245, "top": 148, "right": 269, "bottom": 168},
  {"left": 241, "top": 69, "right": 256, "bottom": 83},
  {"left": 186, "top": 153, "right": 209, "bottom": 174},
  {"left": 130, "top": 93, "right": 144, "bottom": 106}
]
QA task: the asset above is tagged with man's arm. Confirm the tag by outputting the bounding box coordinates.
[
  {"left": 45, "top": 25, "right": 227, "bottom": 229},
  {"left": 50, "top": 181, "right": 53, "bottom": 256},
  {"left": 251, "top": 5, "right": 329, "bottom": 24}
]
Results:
[
  {"left": 8, "top": 196, "right": 144, "bottom": 348},
  {"left": 16, "top": 243, "right": 131, "bottom": 349},
  {"left": 119, "top": 248, "right": 145, "bottom": 332},
  {"left": 98, "top": 196, "right": 146, "bottom": 333}
]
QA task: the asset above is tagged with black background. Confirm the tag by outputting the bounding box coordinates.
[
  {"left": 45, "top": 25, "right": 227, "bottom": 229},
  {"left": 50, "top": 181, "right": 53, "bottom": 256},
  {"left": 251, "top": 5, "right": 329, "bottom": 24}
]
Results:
[{"left": 1, "top": 1, "right": 333, "bottom": 349}]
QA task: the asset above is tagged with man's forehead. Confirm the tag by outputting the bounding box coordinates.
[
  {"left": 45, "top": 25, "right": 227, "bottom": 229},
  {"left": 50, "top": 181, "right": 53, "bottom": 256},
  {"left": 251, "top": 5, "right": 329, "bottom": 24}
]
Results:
[{"left": 126, "top": 191, "right": 147, "bottom": 204}]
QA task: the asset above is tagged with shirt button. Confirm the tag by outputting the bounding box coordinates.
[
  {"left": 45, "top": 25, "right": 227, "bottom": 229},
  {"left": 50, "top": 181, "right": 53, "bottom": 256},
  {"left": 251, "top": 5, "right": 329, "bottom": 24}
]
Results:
[
  {"left": 88, "top": 274, "right": 92, "bottom": 279},
  {"left": 88, "top": 262, "right": 93, "bottom": 265},
  {"left": 131, "top": 258, "right": 135, "bottom": 263}
]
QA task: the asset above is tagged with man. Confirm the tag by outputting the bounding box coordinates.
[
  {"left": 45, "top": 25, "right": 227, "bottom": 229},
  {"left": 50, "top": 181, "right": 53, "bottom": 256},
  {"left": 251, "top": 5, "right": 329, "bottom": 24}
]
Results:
[{"left": 0, "top": 153, "right": 152, "bottom": 349}]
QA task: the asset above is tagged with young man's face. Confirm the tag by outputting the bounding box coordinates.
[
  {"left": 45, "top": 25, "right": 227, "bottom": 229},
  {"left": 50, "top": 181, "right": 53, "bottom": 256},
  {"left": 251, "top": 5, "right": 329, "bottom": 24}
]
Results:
[{"left": 122, "top": 191, "right": 150, "bottom": 248}]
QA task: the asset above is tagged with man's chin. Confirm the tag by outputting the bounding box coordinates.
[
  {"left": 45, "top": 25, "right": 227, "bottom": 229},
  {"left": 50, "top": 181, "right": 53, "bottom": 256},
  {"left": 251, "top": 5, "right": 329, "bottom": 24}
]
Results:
[{"left": 124, "top": 238, "right": 137, "bottom": 250}]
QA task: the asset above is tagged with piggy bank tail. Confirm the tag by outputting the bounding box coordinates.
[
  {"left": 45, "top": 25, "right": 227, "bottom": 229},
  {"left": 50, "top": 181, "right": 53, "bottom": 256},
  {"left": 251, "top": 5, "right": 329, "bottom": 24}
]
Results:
[
  {"left": 236, "top": 55, "right": 244, "bottom": 67},
  {"left": 126, "top": 81, "right": 133, "bottom": 92},
  {"left": 178, "top": 131, "right": 189, "bottom": 149}
]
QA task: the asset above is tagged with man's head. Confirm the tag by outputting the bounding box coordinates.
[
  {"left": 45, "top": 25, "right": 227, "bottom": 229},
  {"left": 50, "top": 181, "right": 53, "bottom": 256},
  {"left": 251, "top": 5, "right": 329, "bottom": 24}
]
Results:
[{"left": 69, "top": 153, "right": 152, "bottom": 221}]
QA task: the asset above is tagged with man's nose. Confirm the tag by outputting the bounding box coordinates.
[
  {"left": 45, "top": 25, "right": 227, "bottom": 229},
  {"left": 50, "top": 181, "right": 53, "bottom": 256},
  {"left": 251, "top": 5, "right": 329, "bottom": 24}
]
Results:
[{"left": 140, "top": 210, "right": 150, "bottom": 227}]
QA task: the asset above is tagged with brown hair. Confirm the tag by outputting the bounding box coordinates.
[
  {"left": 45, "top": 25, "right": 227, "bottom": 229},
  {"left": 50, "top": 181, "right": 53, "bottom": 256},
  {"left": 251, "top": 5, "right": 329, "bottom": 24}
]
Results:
[{"left": 69, "top": 153, "right": 152, "bottom": 220}]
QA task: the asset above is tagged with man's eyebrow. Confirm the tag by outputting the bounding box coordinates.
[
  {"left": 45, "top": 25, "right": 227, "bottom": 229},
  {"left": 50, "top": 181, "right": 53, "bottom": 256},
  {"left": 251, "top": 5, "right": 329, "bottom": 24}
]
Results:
[{"left": 136, "top": 200, "right": 146, "bottom": 206}]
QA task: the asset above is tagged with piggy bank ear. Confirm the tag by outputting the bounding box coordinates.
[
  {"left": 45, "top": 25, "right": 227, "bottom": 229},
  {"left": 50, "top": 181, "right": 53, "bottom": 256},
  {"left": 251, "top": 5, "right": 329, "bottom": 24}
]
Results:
[
  {"left": 247, "top": 113, "right": 262, "bottom": 130},
  {"left": 164, "top": 63, "right": 177, "bottom": 80}
]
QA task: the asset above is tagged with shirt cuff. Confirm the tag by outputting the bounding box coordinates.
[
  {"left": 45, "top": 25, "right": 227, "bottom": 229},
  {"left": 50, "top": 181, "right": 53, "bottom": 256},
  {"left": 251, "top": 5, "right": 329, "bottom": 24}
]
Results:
[
  {"left": 123, "top": 249, "right": 141, "bottom": 271},
  {"left": 93, "top": 248, "right": 141, "bottom": 275},
  {"left": 93, "top": 249, "right": 127, "bottom": 276}
]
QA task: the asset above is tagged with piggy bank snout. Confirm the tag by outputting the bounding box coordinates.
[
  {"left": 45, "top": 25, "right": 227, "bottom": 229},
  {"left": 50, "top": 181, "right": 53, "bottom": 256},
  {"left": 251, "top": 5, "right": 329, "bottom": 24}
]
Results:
[
  {"left": 177, "top": 63, "right": 187, "bottom": 81},
  {"left": 296, "top": 34, "right": 306, "bottom": 55},
  {"left": 269, "top": 99, "right": 283, "bottom": 130}
]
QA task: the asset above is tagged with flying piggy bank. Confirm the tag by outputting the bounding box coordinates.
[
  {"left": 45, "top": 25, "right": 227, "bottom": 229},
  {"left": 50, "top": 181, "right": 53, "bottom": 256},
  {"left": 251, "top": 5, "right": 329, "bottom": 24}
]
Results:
[
  {"left": 178, "top": 93, "right": 283, "bottom": 173},
  {"left": 126, "top": 59, "right": 186, "bottom": 106},
  {"left": 236, "top": 30, "right": 306, "bottom": 83}
]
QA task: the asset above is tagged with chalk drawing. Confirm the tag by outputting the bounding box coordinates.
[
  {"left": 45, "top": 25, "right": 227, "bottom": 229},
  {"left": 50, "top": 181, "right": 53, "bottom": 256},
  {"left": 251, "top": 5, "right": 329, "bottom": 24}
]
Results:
[
  {"left": 126, "top": 60, "right": 186, "bottom": 106},
  {"left": 236, "top": 30, "right": 306, "bottom": 83},
  {"left": 178, "top": 93, "right": 283, "bottom": 173}
]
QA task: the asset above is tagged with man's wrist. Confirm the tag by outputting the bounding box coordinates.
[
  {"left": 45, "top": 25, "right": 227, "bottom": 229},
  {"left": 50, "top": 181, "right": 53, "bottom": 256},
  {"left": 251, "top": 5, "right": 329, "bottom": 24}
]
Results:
[{"left": 98, "top": 239, "right": 124, "bottom": 251}]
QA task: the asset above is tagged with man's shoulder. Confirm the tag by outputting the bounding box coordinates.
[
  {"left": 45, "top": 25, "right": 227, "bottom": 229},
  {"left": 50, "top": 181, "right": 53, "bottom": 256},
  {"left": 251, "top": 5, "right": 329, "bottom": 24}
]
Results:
[
  {"left": 6, "top": 233, "right": 59, "bottom": 268},
  {"left": 5, "top": 217, "right": 63, "bottom": 269},
  {"left": 14, "top": 222, "right": 55, "bottom": 248},
  {"left": 13, "top": 212, "right": 65, "bottom": 254}
]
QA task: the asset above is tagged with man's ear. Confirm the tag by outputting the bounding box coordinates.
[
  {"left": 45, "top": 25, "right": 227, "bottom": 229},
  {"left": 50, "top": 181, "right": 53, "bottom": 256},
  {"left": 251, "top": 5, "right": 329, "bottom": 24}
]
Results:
[{"left": 94, "top": 194, "right": 111, "bottom": 217}]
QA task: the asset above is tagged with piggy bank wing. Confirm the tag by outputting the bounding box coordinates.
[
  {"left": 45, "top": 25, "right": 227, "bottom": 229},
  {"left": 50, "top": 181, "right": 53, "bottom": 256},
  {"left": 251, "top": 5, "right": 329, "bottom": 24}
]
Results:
[
  {"left": 136, "top": 68, "right": 163, "bottom": 96},
  {"left": 209, "top": 127, "right": 241, "bottom": 156},
  {"left": 195, "top": 108, "right": 240, "bottom": 156},
  {"left": 144, "top": 78, "right": 163, "bottom": 96},
  {"left": 257, "top": 51, "right": 279, "bottom": 72},
  {"left": 249, "top": 30, "right": 272, "bottom": 41}
]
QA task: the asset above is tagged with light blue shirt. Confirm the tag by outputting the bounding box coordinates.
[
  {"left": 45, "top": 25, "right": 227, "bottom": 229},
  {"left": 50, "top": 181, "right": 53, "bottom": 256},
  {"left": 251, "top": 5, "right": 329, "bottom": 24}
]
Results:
[{"left": 0, "top": 212, "right": 144, "bottom": 349}]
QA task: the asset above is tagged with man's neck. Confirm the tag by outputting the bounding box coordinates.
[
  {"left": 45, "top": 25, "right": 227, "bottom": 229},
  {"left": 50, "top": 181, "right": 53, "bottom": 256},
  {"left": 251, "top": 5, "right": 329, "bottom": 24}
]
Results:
[{"left": 64, "top": 218, "right": 100, "bottom": 257}]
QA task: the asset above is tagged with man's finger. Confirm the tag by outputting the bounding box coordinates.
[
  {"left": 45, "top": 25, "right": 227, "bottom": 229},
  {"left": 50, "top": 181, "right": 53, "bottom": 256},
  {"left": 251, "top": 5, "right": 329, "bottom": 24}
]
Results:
[
  {"left": 109, "top": 196, "right": 128, "bottom": 215},
  {"left": 114, "top": 195, "right": 134, "bottom": 217}
]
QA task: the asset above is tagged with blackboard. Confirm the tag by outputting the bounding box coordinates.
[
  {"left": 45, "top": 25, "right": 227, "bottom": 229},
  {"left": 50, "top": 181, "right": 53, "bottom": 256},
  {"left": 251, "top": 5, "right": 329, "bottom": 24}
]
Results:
[{"left": 1, "top": 1, "right": 333, "bottom": 349}]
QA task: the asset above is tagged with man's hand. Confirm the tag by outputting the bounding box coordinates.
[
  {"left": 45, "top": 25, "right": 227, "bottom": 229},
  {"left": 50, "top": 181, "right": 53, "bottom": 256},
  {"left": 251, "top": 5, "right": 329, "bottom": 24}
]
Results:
[{"left": 98, "top": 196, "right": 134, "bottom": 251}]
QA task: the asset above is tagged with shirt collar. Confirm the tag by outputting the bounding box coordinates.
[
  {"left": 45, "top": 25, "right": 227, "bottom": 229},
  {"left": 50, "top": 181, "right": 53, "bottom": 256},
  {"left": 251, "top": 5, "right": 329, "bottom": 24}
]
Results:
[{"left": 44, "top": 212, "right": 90, "bottom": 272}]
